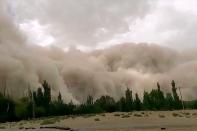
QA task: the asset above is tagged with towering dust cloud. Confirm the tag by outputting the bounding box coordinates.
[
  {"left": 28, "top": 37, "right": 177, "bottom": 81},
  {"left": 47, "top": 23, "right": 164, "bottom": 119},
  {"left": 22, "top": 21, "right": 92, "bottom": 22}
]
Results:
[{"left": 1, "top": 0, "right": 197, "bottom": 103}]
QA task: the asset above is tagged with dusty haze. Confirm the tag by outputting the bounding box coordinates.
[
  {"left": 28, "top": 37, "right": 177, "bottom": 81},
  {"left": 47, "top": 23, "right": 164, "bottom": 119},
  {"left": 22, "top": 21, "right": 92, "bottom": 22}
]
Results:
[{"left": 1, "top": 0, "right": 197, "bottom": 103}]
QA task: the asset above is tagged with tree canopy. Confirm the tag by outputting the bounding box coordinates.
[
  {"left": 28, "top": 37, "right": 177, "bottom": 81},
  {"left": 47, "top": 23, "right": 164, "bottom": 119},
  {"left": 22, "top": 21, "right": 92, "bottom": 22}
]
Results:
[{"left": 0, "top": 80, "right": 194, "bottom": 123}]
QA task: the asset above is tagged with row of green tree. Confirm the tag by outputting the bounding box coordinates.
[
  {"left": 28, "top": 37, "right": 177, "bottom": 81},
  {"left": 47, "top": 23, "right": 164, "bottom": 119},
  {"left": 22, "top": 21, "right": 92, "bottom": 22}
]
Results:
[{"left": 1, "top": 80, "right": 197, "bottom": 122}]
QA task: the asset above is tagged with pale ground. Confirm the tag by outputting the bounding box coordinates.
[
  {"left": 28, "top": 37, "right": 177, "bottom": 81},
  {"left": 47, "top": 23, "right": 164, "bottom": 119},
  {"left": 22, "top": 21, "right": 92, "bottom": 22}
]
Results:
[{"left": 1, "top": 110, "right": 197, "bottom": 131}]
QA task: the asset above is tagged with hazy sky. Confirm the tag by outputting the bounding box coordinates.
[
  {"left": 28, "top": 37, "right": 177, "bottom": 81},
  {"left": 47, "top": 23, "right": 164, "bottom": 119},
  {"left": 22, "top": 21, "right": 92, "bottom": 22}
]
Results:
[
  {"left": 2, "top": 0, "right": 197, "bottom": 101},
  {"left": 6, "top": 0, "right": 197, "bottom": 51}
]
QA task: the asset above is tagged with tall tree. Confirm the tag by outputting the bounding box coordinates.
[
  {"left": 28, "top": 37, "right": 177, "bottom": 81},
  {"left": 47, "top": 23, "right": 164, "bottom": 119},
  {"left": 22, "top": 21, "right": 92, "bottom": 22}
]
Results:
[
  {"left": 171, "top": 80, "right": 181, "bottom": 109},
  {"left": 156, "top": 82, "right": 165, "bottom": 109},
  {"left": 58, "top": 92, "right": 63, "bottom": 104},
  {"left": 125, "top": 88, "right": 133, "bottom": 111},
  {"left": 35, "top": 88, "right": 44, "bottom": 106},
  {"left": 143, "top": 91, "right": 151, "bottom": 110},
  {"left": 134, "top": 93, "right": 142, "bottom": 111},
  {"left": 171, "top": 80, "right": 179, "bottom": 101},
  {"left": 42, "top": 80, "right": 51, "bottom": 107},
  {"left": 0, "top": 93, "right": 15, "bottom": 122},
  {"left": 165, "top": 93, "right": 174, "bottom": 110},
  {"left": 95, "top": 95, "right": 116, "bottom": 112},
  {"left": 86, "top": 95, "right": 93, "bottom": 105},
  {"left": 118, "top": 97, "right": 126, "bottom": 112}
]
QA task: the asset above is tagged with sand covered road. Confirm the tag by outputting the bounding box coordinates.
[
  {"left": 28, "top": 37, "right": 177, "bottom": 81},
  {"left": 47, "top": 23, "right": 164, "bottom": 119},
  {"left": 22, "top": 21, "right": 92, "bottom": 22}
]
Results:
[
  {"left": 59, "top": 110, "right": 197, "bottom": 131},
  {"left": 1, "top": 110, "right": 197, "bottom": 131}
]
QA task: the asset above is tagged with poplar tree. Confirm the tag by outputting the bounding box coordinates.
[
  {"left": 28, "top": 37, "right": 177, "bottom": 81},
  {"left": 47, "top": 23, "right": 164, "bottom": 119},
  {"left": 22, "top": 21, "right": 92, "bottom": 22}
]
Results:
[
  {"left": 134, "top": 93, "right": 142, "bottom": 111},
  {"left": 125, "top": 88, "right": 133, "bottom": 111},
  {"left": 171, "top": 80, "right": 181, "bottom": 109}
]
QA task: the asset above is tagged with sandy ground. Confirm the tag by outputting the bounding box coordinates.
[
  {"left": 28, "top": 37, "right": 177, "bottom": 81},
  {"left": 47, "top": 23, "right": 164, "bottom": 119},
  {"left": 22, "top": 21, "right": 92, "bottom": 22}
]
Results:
[{"left": 1, "top": 110, "right": 197, "bottom": 131}]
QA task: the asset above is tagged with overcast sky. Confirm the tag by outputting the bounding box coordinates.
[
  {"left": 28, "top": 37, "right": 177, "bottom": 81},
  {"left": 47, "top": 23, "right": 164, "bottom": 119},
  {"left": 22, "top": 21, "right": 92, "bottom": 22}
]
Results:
[{"left": 6, "top": 0, "right": 197, "bottom": 51}]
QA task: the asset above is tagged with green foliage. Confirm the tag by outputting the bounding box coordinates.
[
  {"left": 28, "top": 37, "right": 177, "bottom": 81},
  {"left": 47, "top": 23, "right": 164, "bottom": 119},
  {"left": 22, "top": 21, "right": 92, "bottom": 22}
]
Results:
[
  {"left": 49, "top": 101, "right": 66, "bottom": 116},
  {"left": 35, "top": 107, "right": 46, "bottom": 117},
  {"left": 0, "top": 125, "right": 5, "bottom": 129},
  {"left": 86, "top": 95, "right": 93, "bottom": 105},
  {"left": 75, "top": 95, "right": 101, "bottom": 114},
  {"left": 143, "top": 82, "right": 166, "bottom": 110},
  {"left": 95, "top": 95, "right": 116, "bottom": 112},
  {"left": 42, "top": 80, "right": 51, "bottom": 107},
  {"left": 134, "top": 93, "right": 142, "bottom": 111},
  {"left": 171, "top": 80, "right": 182, "bottom": 109},
  {"left": 117, "top": 97, "right": 126, "bottom": 112},
  {"left": 165, "top": 93, "right": 174, "bottom": 110},
  {"left": 15, "top": 97, "right": 31, "bottom": 119},
  {"left": 184, "top": 100, "right": 197, "bottom": 109},
  {"left": 58, "top": 92, "right": 63, "bottom": 104},
  {"left": 0, "top": 93, "right": 15, "bottom": 122},
  {"left": 0, "top": 80, "right": 196, "bottom": 123},
  {"left": 125, "top": 88, "right": 133, "bottom": 111},
  {"left": 143, "top": 91, "right": 152, "bottom": 110},
  {"left": 35, "top": 88, "right": 44, "bottom": 106},
  {"left": 40, "top": 118, "right": 57, "bottom": 125},
  {"left": 32, "top": 81, "right": 53, "bottom": 117}
]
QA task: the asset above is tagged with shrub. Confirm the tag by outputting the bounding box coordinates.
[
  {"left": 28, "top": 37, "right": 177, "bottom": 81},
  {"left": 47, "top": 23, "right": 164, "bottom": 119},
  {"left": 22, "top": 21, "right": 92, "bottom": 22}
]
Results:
[
  {"left": 19, "top": 127, "right": 24, "bottom": 129},
  {"left": 100, "top": 114, "right": 105, "bottom": 117},
  {"left": 192, "top": 113, "right": 197, "bottom": 116},
  {"left": 121, "top": 115, "right": 130, "bottom": 118},
  {"left": 172, "top": 113, "right": 179, "bottom": 117},
  {"left": 128, "top": 112, "right": 132, "bottom": 115},
  {"left": 0, "top": 126, "right": 5, "bottom": 129},
  {"left": 183, "top": 112, "right": 190, "bottom": 116},
  {"left": 15, "top": 104, "right": 29, "bottom": 119},
  {"left": 94, "top": 118, "right": 100, "bottom": 121},
  {"left": 114, "top": 114, "right": 120, "bottom": 116},
  {"left": 134, "top": 114, "right": 142, "bottom": 117},
  {"left": 35, "top": 107, "right": 46, "bottom": 117},
  {"left": 158, "top": 114, "right": 165, "bottom": 118},
  {"left": 40, "top": 119, "right": 57, "bottom": 125}
]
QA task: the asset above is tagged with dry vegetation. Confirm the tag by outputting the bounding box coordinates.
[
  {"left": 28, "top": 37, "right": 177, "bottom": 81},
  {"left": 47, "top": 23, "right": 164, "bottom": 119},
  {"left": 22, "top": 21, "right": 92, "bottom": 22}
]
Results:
[{"left": 1, "top": 110, "right": 197, "bottom": 131}]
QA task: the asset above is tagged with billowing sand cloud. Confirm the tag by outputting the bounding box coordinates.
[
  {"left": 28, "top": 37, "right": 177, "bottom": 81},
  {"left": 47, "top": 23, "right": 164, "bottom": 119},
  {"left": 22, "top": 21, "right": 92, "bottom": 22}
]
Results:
[
  {"left": 1, "top": 0, "right": 197, "bottom": 103},
  {"left": 1, "top": 40, "right": 197, "bottom": 103}
]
